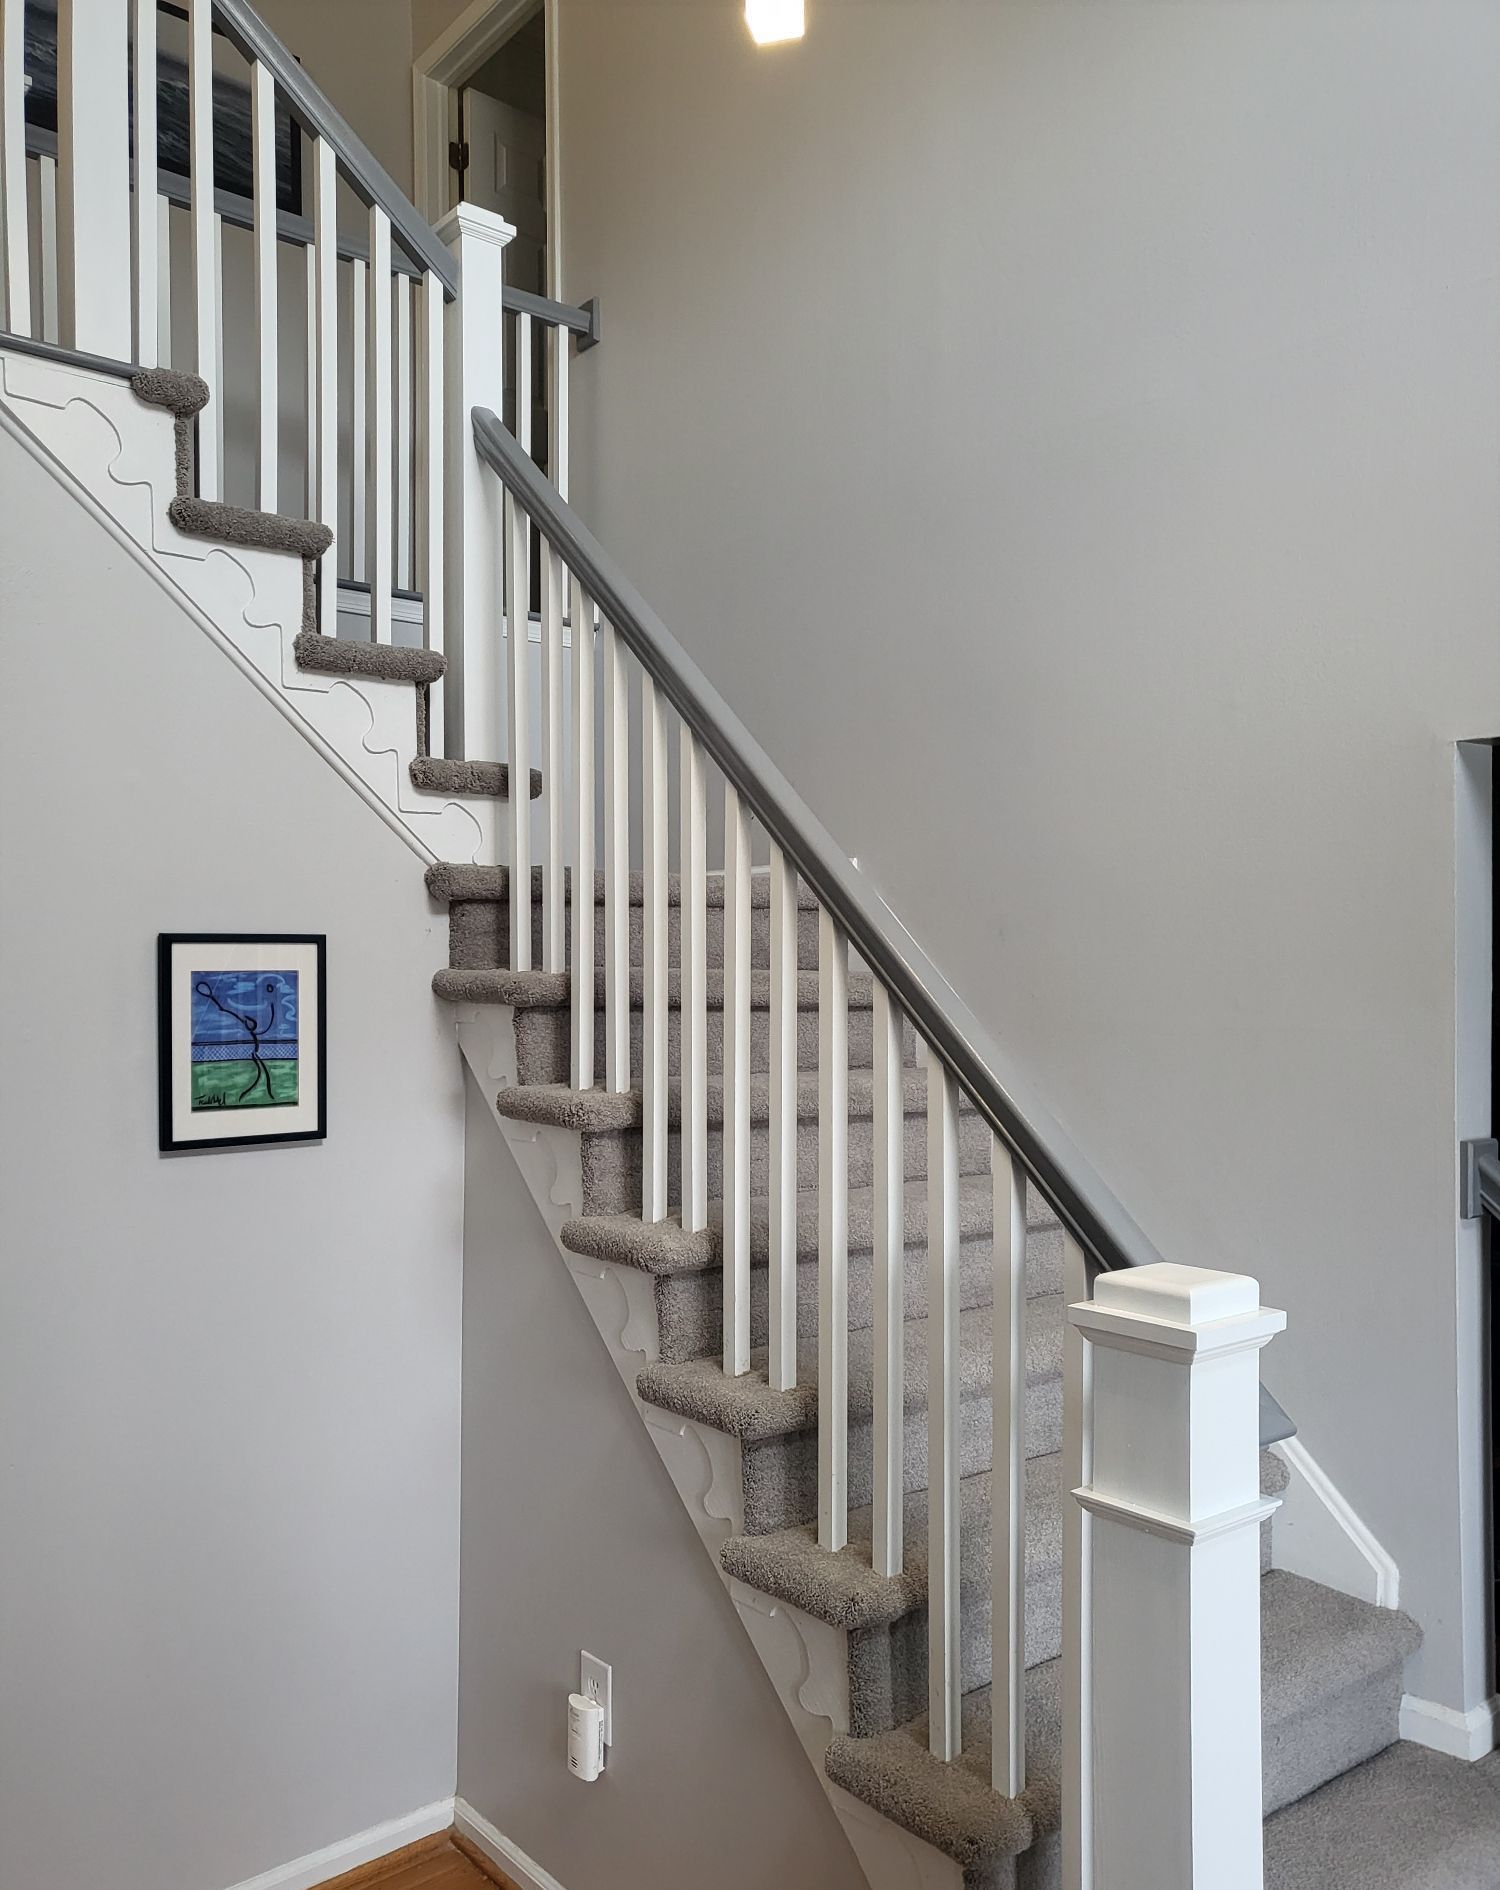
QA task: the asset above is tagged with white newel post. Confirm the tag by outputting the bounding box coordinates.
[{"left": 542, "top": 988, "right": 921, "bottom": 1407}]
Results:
[
  {"left": 438, "top": 202, "right": 514, "bottom": 761},
  {"left": 1066, "top": 1263, "right": 1285, "bottom": 1890},
  {"left": 55, "top": 0, "right": 132, "bottom": 357}
]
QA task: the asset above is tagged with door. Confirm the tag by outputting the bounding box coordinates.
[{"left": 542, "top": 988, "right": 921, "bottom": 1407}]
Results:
[{"left": 460, "top": 89, "right": 547, "bottom": 294}]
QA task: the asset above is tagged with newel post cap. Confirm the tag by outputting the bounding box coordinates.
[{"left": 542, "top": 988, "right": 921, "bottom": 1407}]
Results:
[
  {"left": 1069, "top": 1262, "right": 1286, "bottom": 1359},
  {"left": 436, "top": 201, "right": 518, "bottom": 252}
]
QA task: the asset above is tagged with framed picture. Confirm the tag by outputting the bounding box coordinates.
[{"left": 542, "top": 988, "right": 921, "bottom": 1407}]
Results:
[{"left": 158, "top": 934, "right": 326, "bottom": 1153}]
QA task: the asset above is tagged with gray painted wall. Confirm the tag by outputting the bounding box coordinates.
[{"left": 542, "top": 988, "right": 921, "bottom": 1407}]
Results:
[
  {"left": 457, "top": 1078, "right": 867, "bottom": 1890},
  {"left": 0, "top": 425, "right": 464, "bottom": 1890},
  {"left": 558, "top": 0, "right": 1500, "bottom": 1714}
]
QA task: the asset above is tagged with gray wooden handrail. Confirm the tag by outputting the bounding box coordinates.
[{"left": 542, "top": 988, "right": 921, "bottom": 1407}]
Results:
[{"left": 469, "top": 404, "right": 1292, "bottom": 1445}]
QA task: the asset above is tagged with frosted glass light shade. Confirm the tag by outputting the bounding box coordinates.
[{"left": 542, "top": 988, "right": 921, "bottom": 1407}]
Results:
[{"left": 745, "top": 0, "right": 805, "bottom": 45}]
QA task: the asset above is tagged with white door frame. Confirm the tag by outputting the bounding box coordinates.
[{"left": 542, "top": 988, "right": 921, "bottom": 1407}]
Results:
[{"left": 412, "top": 0, "right": 565, "bottom": 300}]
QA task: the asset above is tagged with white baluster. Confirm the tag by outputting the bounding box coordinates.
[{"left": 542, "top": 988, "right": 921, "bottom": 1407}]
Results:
[
  {"left": 0, "top": 0, "right": 31, "bottom": 337},
  {"left": 641, "top": 672, "right": 669, "bottom": 1222},
  {"left": 927, "top": 1053, "right": 961, "bottom": 1759},
  {"left": 213, "top": 209, "right": 225, "bottom": 485},
  {"left": 187, "top": 0, "right": 217, "bottom": 491},
  {"left": 818, "top": 907, "right": 849, "bottom": 1552},
  {"left": 131, "top": 0, "right": 157, "bottom": 367},
  {"left": 992, "top": 1137, "right": 1027, "bottom": 1797},
  {"left": 571, "top": 577, "right": 595, "bottom": 1090},
  {"left": 395, "top": 270, "right": 413, "bottom": 591},
  {"left": 368, "top": 209, "right": 392, "bottom": 643},
  {"left": 505, "top": 312, "right": 533, "bottom": 972},
  {"left": 56, "top": 0, "right": 130, "bottom": 358},
  {"left": 722, "top": 783, "right": 752, "bottom": 1376},
  {"left": 312, "top": 138, "right": 338, "bottom": 626},
  {"left": 250, "top": 60, "right": 277, "bottom": 509},
  {"left": 601, "top": 615, "right": 628, "bottom": 1087},
  {"left": 871, "top": 982, "right": 904, "bottom": 1576},
  {"left": 1061, "top": 1231, "right": 1094, "bottom": 1890},
  {"left": 421, "top": 269, "right": 445, "bottom": 752},
  {"left": 678, "top": 729, "right": 707, "bottom": 1230},
  {"left": 767, "top": 843, "right": 798, "bottom": 1393},
  {"left": 348, "top": 255, "right": 365, "bottom": 578},
  {"left": 540, "top": 541, "right": 566, "bottom": 971},
  {"left": 156, "top": 192, "right": 170, "bottom": 365},
  {"left": 303, "top": 240, "right": 316, "bottom": 510},
  {"left": 550, "top": 316, "right": 570, "bottom": 501},
  {"left": 37, "top": 156, "right": 58, "bottom": 344}
]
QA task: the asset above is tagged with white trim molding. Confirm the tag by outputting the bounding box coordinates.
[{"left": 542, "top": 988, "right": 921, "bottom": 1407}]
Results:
[
  {"left": 1270, "top": 1436, "right": 1400, "bottom": 1610},
  {"left": 223, "top": 1798, "right": 455, "bottom": 1890},
  {"left": 454, "top": 1798, "right": 570, "bottom": 1890},
  {"left": 1399, "top": 1691, "right": 1500, "bottom": 1762}
]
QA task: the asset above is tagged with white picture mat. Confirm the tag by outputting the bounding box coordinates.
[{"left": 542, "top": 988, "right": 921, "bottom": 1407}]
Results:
[{"left": 168, "top": 939, "right": 322, "bottom": 1144}]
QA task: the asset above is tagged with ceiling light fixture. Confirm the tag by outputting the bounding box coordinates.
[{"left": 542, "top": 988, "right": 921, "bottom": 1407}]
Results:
[{"left": 745, "top": 0, "right": 804, "bottom": 46}]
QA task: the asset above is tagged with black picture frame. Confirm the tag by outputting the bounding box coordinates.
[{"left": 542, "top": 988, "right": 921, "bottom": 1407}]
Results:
[{"left": 157, "top": 932, "right": 327, "bottom": 1153}]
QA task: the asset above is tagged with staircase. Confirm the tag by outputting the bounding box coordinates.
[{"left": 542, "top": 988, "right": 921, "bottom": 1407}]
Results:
[{"left": 0, "top": 3, "right": 1477, "bottom": 1886}]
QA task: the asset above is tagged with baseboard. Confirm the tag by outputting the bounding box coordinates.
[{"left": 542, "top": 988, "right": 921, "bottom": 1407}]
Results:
[
  {"left": 1400, "top": 1691, "right": 1500, "bottom": 1761},
  {"left": 453, "top": 1798, "right": 569, "bottom": 1890},
  {"left": 223, "top": 1798, "right": 455, "bottom": 1890},
  {"left": 1270, "top": 1437, "right": 1400, "bottom": 1608}
]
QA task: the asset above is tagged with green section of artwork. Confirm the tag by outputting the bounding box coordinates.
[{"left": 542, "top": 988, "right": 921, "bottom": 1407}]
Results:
[{"left": 191, "top": 1059, "right": 299, "bottom": 1111}]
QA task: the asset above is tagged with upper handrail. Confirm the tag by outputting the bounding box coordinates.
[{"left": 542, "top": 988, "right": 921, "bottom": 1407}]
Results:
[{"left": 208, "top": 0, "right": 458, "bottom": 297}]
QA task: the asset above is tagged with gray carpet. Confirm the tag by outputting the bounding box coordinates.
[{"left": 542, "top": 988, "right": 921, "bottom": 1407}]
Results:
[
  {"left": 168, "top": 495, "right": 333, "bottom": 558},
  {"left": 293, "top": 629, "right": 445, "bottom": 685},
  {"left": 409, "top": 756, "right": 543, "bottom": 799}
]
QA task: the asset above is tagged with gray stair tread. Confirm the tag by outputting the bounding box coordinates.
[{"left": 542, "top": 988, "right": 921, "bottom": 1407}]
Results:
[
  {"left": 637, "top": 1296, "right": 1061, "bottom": 1443},
  {"left": 131, "top": 366, "right": 209, "bottom": 415},
  {"left": 562, "top": 1174, "right": 1058, "bottom": 1279},
  {"left": 440, "top": 963, "right": 880, "bottom": 1014},
  {"left": 168, "top": 494, "right": 331, "bottom": 557},
  {"left": 433, "top": 968, "right": 572, "bottom": 1011},
  {"left": 410, "top": 757, "right": 543, "bottom": 800},
  {"left": 824, "top": 1573, "right": 1422, "bottom": 1872},
  {"left": 722, "top": 1455, "right": 1063, "bottom": 1633},
  {"left": 426, "top": 862, "right": 822, "bottom": 907},
  {"left": 294, "top": 630, "right": 445, "bottom": 684},
  {"left": 1263, "top": 1741, "right": 1500, "bottom": 1890},
  {"left": 493, "top": 1065, "right": 978, "bottom": 1135}
]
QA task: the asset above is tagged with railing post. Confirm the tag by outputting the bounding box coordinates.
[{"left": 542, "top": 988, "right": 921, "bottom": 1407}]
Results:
[
  {"left": 437, "top": 202, "right": 514, "bottom": 760},
  {"left": 1065, "top": 1263, "right": 1285, "bottom": 1890},
  {"left": 55, "top": 0, "right": 132, "bottom": 357}
]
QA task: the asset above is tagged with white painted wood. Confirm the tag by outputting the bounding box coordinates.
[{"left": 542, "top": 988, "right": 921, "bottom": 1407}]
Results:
[
  {"left": 395, "top": 269, "right": 413, "bottom": 589},
  {"left": 870, "top": 981, "right": 903, "bottom": 1576},
  {"left": 1270, "top": 1435, "right": 1401, "bottom": 1609},
  {"left": 640, "top": 671, "right": 669, "bottom": 1221},
  {"left": 55, "top": 0, "right": 131, "bottom": 357},
  {"left": 452, "top": 1798, "right": 570, "bottom": 1890},
  {"left": 131, "top": 0, "right": 157, "bottom": 366},
  {"left": 1400, "top": 1691, "right": 1500, "bottom": 1762},
  {"left": 1070, "top": 1264, "right": 1285, "bottom": 1890},
  {"left": 766, "top": 843, "right": 798, "bottom": 1393},
  {"left": 722, "top": 783, "right": 753, "bottom": 1376},
  {"left": 678, "top": 729, "right": 708, "bottom": 1232},
  {"left": 37, "top": 155, "right": 58, "bottom": 344},
  {"left": 0, "top": 0, "right": 30, "bottom": 336},
  {"left": 421, "top": 269, "right": 446, "bottom": 755},
  {"left": 926, "top": 1053, "right": 961, "bottom": 1758},
  {"left": 349, "top": 256, "right": 366, "bottom": 580},
  {"left": 436, "top": 201, "right": 513, "bottom": 761},
  {"left": 1061, "top": 1231, "right": 1094, "bottom": 1890},
  {"left": 570, "top": 575, "right": 595, "bottom": 1089},
  {"left": 992, "top": 1136, "right": 1027, "bottom": 1797},
  {"left": 367, "top": 209, "right": 393, "bottom": 643},
  {"left": 303, "top": 240, "right": 316, "bottom": 507},
  {"left": 312, "top": 137, "right": 339, "bottom": 627},
  {"left": 250, "top": 60, "right": 277, "bottom": 509},
  {"left": 504, "top": 500, "right": 531, "bottom": 970},
  {"left": 213, "top": 207, "right": 224, "bottom": 484},
  {"left": 222, "top": 1798, "right": 458, "bottom": 1890},
  {"left": 187, "top": 0, "right": 218, "bottom": 492},
  {"left": 540, "top": 541, "right": 566, "bottom": 970},
  {"left": 156, "top": 192, "right": 171, "bottom": 365},
  {"left": 600, "top": 614, "right": 629, "bottom": 1089},
  {"left": 550, "top": 316, "right": 569, "bottom": 503},
  {"left": 818, "top": 907, "right": 850, "bottom": 1553}
]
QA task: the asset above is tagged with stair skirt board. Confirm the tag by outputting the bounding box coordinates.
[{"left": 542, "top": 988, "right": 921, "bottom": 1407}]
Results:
[{"left": 219, "top": 1799, "right": 456, "bottom": 1890}]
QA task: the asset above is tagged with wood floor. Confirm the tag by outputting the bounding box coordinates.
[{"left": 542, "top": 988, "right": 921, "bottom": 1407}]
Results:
[{"left": 316, "top": 1832, "right": 514, "bottom": 1890}]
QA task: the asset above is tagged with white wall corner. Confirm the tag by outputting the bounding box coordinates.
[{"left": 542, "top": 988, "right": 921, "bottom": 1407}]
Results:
[
  {"left": 454, "top": 1799, "right": 571, "bottom": 1890},
  {"left": 1269, "top": 1436, "right": 1400, "bottom": 1609},
  {"left": 222, "top": 1799, "right": 455, "bottom": 1890},
  {"left": 1399, "top": 1691, "right": 1500, "bottom": 1762}
]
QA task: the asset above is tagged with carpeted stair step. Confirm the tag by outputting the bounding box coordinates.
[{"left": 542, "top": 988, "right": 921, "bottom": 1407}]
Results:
[
  {"left": 822, "top": 1572, "right": 1422, "bottom": 1890},
  {"left": 562, "top": 1176, "right": 1062, "bottom": 1364},
  {"left": 494, "top": 1067, "right": 993, "bottom": 1216},
  {"left": 637, "top": 1298, "right": 1063, "bottom": 1536},
  {"left": 425, "top": 862, "right": 823, "bottom": 976},
  {"left": 293, "top": 630, "right": 446, "bottom": 685},
  {"left": 409, "top": 757, "right": 544, "bottom": 800},
  {"left": 168, "top": 495, "right": 333, "bottom": 559}
]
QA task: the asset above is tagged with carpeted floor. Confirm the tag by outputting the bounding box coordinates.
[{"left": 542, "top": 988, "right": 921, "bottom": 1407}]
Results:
[{"left": 1264, "top": 1742, "right": 1500, "bottom": 1889}]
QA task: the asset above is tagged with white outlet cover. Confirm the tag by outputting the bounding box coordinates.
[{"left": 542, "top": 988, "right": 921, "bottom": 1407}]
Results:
[{"left": 581, "top": 1651, "right": 612, "bottom": 1746}]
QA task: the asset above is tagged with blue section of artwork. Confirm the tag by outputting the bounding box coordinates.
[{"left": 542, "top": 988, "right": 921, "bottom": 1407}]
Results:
[{"left": 191, "top": 969, "right": 299, "bottom": 1051}]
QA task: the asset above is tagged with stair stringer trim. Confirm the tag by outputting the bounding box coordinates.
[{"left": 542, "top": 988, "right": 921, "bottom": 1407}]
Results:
[
  {"left": 452, "top": 1004, "right": 955, "bottom": 1890},
  {"left": 0, "top": 346, "right": 496, "bottom": 865}
]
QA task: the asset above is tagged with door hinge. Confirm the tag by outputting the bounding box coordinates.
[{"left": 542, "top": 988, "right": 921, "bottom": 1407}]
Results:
[{"left": 449, "top": 140, "right": 470, "bottom": 173}]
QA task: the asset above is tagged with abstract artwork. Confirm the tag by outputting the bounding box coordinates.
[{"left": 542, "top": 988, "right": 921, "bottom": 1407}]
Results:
[{"left": 159, "top": 935, "right": 325, "bottom": 1152}]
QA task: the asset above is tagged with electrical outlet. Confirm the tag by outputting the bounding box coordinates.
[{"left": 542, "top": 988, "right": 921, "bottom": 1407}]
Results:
[{"left": 580, "top": 1651, "right": 612, "bottom": 1747}]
